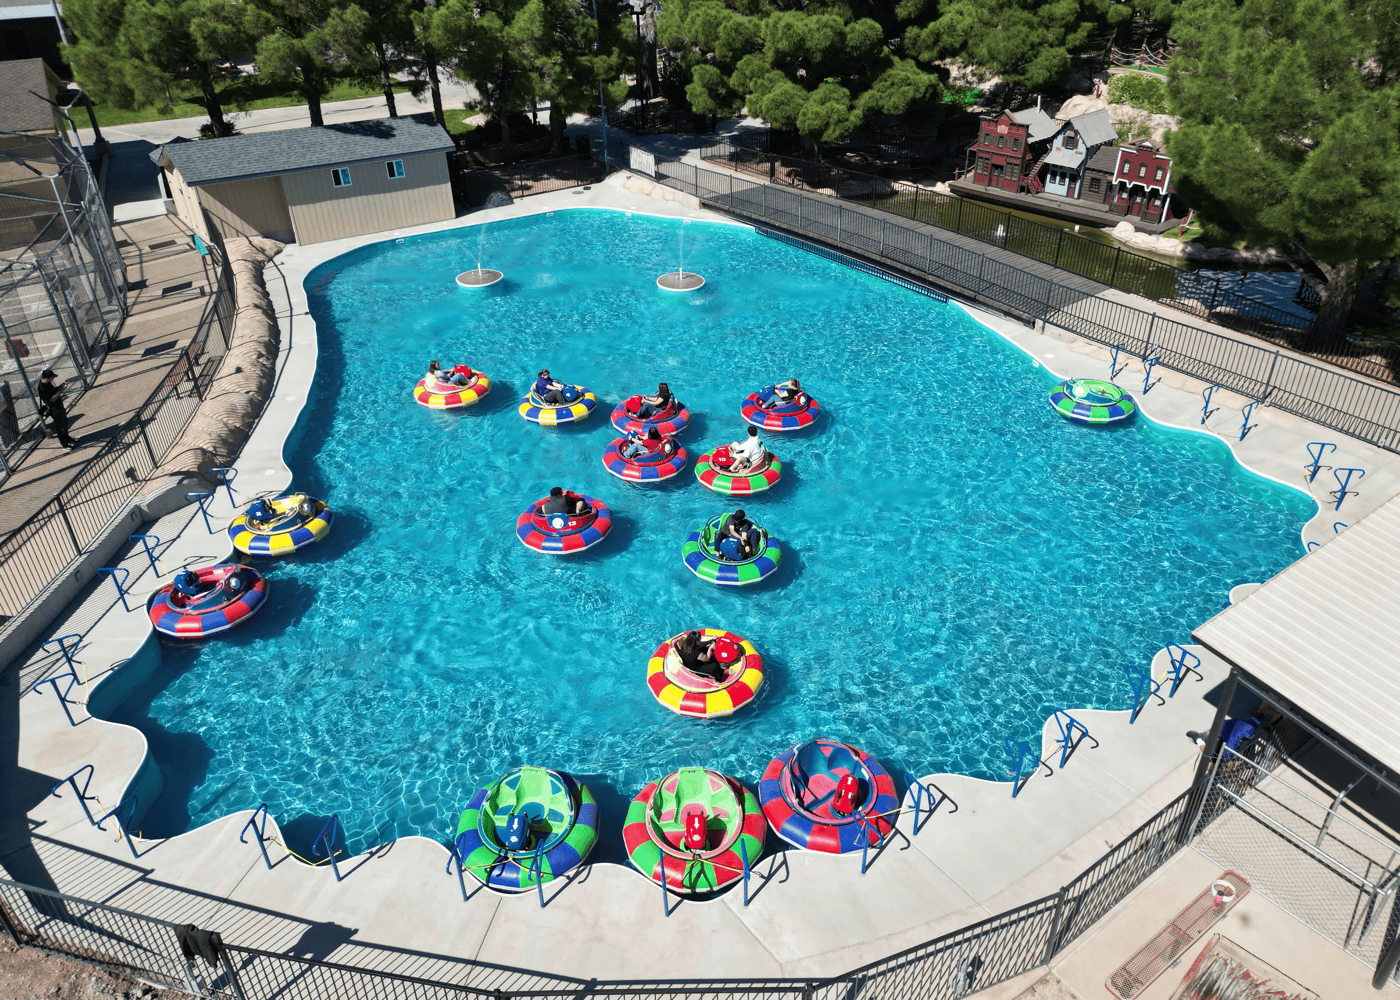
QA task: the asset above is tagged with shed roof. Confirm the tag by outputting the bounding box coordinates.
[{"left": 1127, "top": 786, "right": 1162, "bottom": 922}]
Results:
[
  {"left": 0, "top": 58, "right": 61, "bottom": 134},
  {"left": 163, "top": 113, "right": 453, "bottom": 187},
  {"left": 1068, "top": 108, "right": 1116, "bottom": 148},
  {"left": 1085, "top": 144, "right": 1119, "bottom": 174},
  {"left": 1044, "top": 146, "right": 1085, "bottom": 169},
  {"left": 1192, "top": 492, "right": 1400, "bottom": 773},
  {"left": 1006, "top": 107, "right": 1058, "bottom": 143}
]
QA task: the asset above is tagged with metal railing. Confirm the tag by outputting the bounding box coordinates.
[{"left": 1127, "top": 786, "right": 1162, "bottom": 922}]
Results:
[
  {"left": 0, "top": 788, "right": 1195, "bottom": 1000},
  {"left": 447, "top": 152, "right": 607, "bottom": 209},
  {"left": 695, "top": 138, "right": 1400, "bottom": 386},
  {"left": 627, "top": 150, "right": 1400, "bottom": 454},
  {"left": 0, "top": 244, "right": 235, "bottom": 633}
]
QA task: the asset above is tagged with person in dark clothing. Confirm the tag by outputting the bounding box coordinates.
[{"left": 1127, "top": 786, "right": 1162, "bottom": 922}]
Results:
[
  {"left": 38, "top": 369, "right": 76, "bottom": 449},
  {"left": 540, "top": 486, "right": 589, "bottom": 517},
  {"left": 718, "top": 509, "right": 760, "bottom": 560},
  {"left": 534, "top": 369, "right": 568, "bottom": 405},
  {"left": 673, "top": 630, "right": 727, "bottom": 682},
  {"left": 634, "top": 382, "right": 672, "bottom": 419}
]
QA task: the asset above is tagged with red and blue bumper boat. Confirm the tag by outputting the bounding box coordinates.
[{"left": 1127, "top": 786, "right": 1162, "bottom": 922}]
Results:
[
  {"left": 741, "top": 386, "right": 819, "bottom": 431},
  {"left": 601, "top": 434, "right": 688, "bottom": 483},
  {"left": 611, "top": 394, "right": 690, "bottom": 436},
  {"left": 516, "top": 494, "right": 613, "bottom": 554},
  {"left": 148, "top": 564, "right": 267, "bottom": 638},
  {"left": 758, "top": 738, "right": 898, "bottom": 854}
]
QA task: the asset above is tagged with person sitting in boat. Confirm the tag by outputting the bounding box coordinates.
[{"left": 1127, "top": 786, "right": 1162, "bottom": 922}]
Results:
[
  {"left": 634, "top": 382, "right": 673, "bottom": 419},
  {"left": 541, "top": 486, "right": 590, "bottom": 518},
  {"left": 762, "top": 378, "right": 802, "bottom": 408},
  {"left": 534, "top": 369, "right": 576, "bottom": 405},
  {"left": 426, "top": 360, "right": 471, "bottom": 386},
  {"left": 673, "top": 630, "right": 728, "bottom": 682},
  {"left": 720, "top": 426, "right": 766, "bottom": 473},
  {"left": 622, "top": 426, "right": 667, "bottom": 459},
  {"left": 718, "top": 509, "right": 760, "bottom": 560},
  {"left": 168, "top": 569, "right": 201, "bottom": 608},
  {"left": 246, "top": 498, "right": 274, "bottom": 524}
]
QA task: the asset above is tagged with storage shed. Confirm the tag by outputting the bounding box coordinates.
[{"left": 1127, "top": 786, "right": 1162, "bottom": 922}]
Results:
[{"left": 155, "top": 114, "right": 455, "bottom": 246}]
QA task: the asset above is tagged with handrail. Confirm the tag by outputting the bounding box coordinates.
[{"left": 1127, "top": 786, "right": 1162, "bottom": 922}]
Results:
[
  {"left": 240, "top": 804, "right": 274, "bottom": 870},
  {"left": 1123, "top": 663, "right": 1163, "bottom": 723},
  {"left": 1239, "top": 399, "right": 1263, "bottom": 440},
  {"left": 96, "top": 795, "right": 140, "bottom": 858},
  {"left": 903, "top": 773, "right": 957, "bottom": 834},
  {"left": 49, "top": 765, "right": 100, "bottom": 825},
  {"left": 1200, "top": 383, "right": 1220, "bottom": 424},
  {"left": 1164, "top": 644, "right": 1204, "bottom": 696},
  {"left": 185, "top": 491, "right": 215, "bottom": 534},
  {"left": 1329, "top": 467, "right": 1364, "bottom": 511},
  {"left": 1050, "top": 710, "right": 1098, "bottom": 768},
  {"left": 96, "top": 566, "right": 131, "bottom": 611},
  {"left": 129, "top": 533, "right": 161, "bottom": 574},
  {"left": 1005, "top": 737, "right": 1051, "bottom": 798},
  {"left": 1304, "top": 441, "right": 1335, "bottom": 482},
  {"left": 209, "top": 467, "right": 238, "bottom": 505},
  {"left": 312, "top": 815, "right": 344, "bottom": 881}
]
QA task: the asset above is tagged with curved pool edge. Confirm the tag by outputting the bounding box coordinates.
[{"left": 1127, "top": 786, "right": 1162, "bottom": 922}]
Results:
[{"left": 18, "top": 180, "right": 1400, "bottom": 978}]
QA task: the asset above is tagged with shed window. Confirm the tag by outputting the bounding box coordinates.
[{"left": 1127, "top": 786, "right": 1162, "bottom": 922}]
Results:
[
  {"left": 1063, "top": 132, "right": 1078, "bottom": 152},
  {"left": 1089, "top": 177, "right": 1101, "bottom": 192},
  {"left": 387, "top": 159, "right": 406, "bottom": 179},
  {"left": 331, "top": 167, "right": 352, "bottom": 187}
]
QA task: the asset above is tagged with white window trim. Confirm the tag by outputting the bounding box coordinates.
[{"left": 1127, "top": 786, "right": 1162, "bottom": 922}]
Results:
[{"left": 387, "top": 159, "right": 405, "bottom": 179}]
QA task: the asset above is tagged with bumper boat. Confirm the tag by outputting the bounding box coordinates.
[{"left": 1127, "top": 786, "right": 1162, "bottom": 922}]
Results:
[
  {"left": 516, "top": 494, "right": 612, "bottom": 554},
  {"left": 682, "top": 513, "right": 782, "bottom": 586},
  {"left": 611, "top": 395, "right": 690, "bottom": 436},
  {"left": 759, "top": 738, "right": 899, "bottom": 854},
  {"left": 1049, "top": 378, "right": 1137, "bottom": 424},
  {"left": 646, "top": 629, "right": 764, "bottom": 718},
  {"left": 518, "top": 385, "right": 597, "bottom": 425},
  {"left": 414, "top": 367, "right": 492, "bottom": 409},
  {"left": 623, "top": 768, "right": 767, "bottom": 894},
  {"left": 602, "top": 435, "right": 687, "bottom": 483},
  {"left": 741, "top": 386, "right": 819, "bottom": 431},
  {"left": 148, "top": 564, "right": 267, "bottom": 638},
  {"left": 694, "top": 446, "right": 782, "bottom": 495},
  {"left": 228, "top": 494, "right": 333, "bottom": 556},
  {"left": 452, "top": 766, "right": 599, "bottom": 892}
]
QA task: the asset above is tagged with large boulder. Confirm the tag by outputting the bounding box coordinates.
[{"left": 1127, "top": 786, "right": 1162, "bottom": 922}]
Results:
[{"left": 1055, "top": 94, "right": 1108, "bottom": 121}]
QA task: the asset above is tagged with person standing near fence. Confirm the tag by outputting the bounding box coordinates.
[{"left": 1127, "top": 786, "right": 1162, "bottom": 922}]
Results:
[{"left": 38, "top": 369, "right": 76, "bottom": 450}]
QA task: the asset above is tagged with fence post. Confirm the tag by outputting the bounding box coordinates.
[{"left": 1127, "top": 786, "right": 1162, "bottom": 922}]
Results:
[
  {"left": 1053, "top": 228, "right": 1064, "bottom": 269},
  {"left": 879, "top": 219, "right": 886, "bottom": 259},
  {"left": 55, "top": 496, "right": 82, "bottom": 554},
  {"left": 0, "top": 892, "right": 23, "bottom": 944},
  {"left": 1109, "top": 248, "right": 1121, "bottom": 288},
  {"left": 1042, "top": 886, "right": 1070, "bottom": 963},
  {"left": 136, "top": 418, "right": 159, "bottom": 469},
  {"left": 956, "top": 197, "right": 964, "bottom": 233},
  {"left": 1262, "top": 349, "right": 1281, "bottom": 400}
]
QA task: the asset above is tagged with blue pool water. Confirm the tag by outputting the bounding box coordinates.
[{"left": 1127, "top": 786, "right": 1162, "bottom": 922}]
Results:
[{"left": 106, "top": 209, "right": 1314, "bottom": 856}]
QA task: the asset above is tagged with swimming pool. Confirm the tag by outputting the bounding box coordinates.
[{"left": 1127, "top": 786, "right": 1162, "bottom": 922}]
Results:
[{"left": 105, "top": 209, "right": 1314, "bottom": 856}]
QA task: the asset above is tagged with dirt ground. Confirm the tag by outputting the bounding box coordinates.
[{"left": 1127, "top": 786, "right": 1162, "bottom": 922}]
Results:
[{"left": 0, "top": 941, "right": 183, "bottom": 1000}]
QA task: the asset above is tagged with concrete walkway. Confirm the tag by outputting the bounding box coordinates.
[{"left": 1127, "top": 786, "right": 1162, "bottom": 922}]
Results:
[
  {"left": 0, "top": 216, "right": 215, "bottom": 536},
  {"left": 4, "top": 176, "right": 1400, "bottom": 988}
]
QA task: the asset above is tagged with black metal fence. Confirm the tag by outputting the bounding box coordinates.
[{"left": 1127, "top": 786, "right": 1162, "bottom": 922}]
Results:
[
  {"left": 630, "top": 151, "right": 1400, "bottom": 453},
  {"left": 447, "top": 152, "right": 607, "bottom": 209},
  {"left": 0, "top": 790, "right": 1194, "bottom": 1000},
  {"left": 696, "top": 139, "right": 1400, "bottom": 385},
  {"left": 0, "top": 246, "right": 236, "bottom": 631}
]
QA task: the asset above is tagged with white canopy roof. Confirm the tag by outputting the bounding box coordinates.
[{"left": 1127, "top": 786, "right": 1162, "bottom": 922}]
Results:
[{"left": 1193, "top": 492, "right": 1400, "bottom": 772}]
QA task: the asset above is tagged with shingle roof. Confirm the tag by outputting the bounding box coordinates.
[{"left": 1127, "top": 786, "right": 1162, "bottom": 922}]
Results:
[
  {"left": 0, "top": 58, "right": 61, "bottom": 134},
  {"left": 163, "top": 113, "right": 453, "bottom": 186},
  {"left": 1069, "top": 108, "right": 1116, "bottom": 148},
  {"left": 1006, "top": 106, "right": 1058, "bottom": 143},
  {"left": 1085, "top": 144, "right": 1119, "bottom": 173}
]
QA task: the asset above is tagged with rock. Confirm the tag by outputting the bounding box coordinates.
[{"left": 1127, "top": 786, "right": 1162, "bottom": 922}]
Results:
[
  {"left": 1055, "top": 94, "right": 1108, "bottom": 121},
  {"left": 482, "top": 190, "right": 513, "bottom": 208},
  {"left": 1112, "top": 221, "right": 1137, "bottom": 239},
  {"left": 623, "top": 174, "right": 656, "bottom": 197},
  {"left": 932, "top": 181, "right": 952, "bottom": 196}
]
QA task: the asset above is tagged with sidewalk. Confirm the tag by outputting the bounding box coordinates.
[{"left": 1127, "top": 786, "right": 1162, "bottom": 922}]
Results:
[{"left": 0, "top": 216, "right": 215, "bottom": 536}]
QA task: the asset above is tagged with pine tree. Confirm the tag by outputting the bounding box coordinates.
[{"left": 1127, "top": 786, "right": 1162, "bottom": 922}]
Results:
[
  {"left": 324, "top": 0, "right": 422, "bottom": 118},
  {"left": 63, "top": 0, "right": 248, "bottom": 137},
  {"left": 527, "top": 0, "right": 631, "bottom": 156},
  {"left": 1167, "top": 0, "right": 1400, "bottom": 331},
  {"left": 249, "top": 0, "right": 339, "bottom": 128}
]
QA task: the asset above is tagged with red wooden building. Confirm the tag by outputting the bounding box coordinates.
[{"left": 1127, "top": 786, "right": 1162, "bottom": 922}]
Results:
[
  {"left": 1108, "top": 139, "right": 1174, "bottom": 223},
  {"left": 967, "top": 107, "right": 1058, "bottom": 193}
]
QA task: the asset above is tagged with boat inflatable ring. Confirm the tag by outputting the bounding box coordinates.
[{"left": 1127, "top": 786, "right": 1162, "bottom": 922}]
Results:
[
  {"left": 740, "top": 387, "right": 819, "bottom": 431},
  {"left": 611, "top": 396, "right": 691, "bottom": 436},
  {"left": 519, "top": 386, "right": 597, "bottom": 425},
  {"left": 516, "top": 494, "right": 613, "bottom": 554},
  {"left": 228, "top": 493, "right": 333, "bottom": 555},
  {"left": 623, "top": 768, "right": 767, "bottom": 894},
  {"left": 1049, "top": 378, "right": 1137, "bottom": 424},
  {"left": 758, "top": 738, "right": 899, "bottom": 854},
  {"left": 414, "top": 371, "right": 492, "bottom": 409},
  {"left": 602, "top": 437, "right": 688, "bottom": 482},
  {"left": 148, "top": 563, "right": 268, "bottom": 638},
  {"left": 681, "top": 513, "right": 782, "bottom": 586},
  {"left": 646, "top": 629, "right": 764, "bottom": 718},
  {"left": 694, "top": 449, "right": 782, "bottom": 495},
  {"left": 452, "top": 767, "right": 599, "bottom": 892}
]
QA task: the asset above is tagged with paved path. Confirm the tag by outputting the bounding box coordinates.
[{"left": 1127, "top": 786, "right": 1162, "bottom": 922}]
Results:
[
  {"left": 4, "top": 177, "right": 1399, "bottom": 988},
  {"left": 0, "top": 216, "right": 213, "bottom": 536}
]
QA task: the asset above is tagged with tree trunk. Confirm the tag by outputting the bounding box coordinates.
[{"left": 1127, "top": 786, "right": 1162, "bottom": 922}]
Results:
[
  {"left": 500, "top": 99, "right": 512, "bottom": 166},
  {"left": 424, "top": 46, "right": 444, "bottom": 125},
  {"left": 201, "top": 64, "right": 233, "bottom": 137},
  {"left": 376, "top": 40, "right": 398, "bottom": 117},
  {"left": 1313, "top": 257, "right": 1359, "bottom": 334},
  {"left": 303, "top": 66, "right": 325, "bottom": 127},
  {"left": 550, "top": 104, "right": 567, "bottom": 156}
]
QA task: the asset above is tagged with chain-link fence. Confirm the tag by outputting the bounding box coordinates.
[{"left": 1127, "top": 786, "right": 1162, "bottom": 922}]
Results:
[
  {"left": 0, "top": 132, "right": 127, "bottom": 481},
  {"left": 1190, "top": 722, "right": 1400, "bottom": 985},
  {"left": 0, "top": 789, "right": 1195, "bottom": 1000}
]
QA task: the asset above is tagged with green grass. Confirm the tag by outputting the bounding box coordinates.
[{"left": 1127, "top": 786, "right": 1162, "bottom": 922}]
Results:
[
  {"left": 75, "top": 73, "right": 419, "bottom": 129},
  {"left": 441, "top": 109, "right": 479, "bottom": 140}
]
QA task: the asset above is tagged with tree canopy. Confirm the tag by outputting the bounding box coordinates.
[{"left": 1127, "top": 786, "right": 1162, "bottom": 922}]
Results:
[{"left": 1166, "top": 0, "right": 1400, "bottom": 328}]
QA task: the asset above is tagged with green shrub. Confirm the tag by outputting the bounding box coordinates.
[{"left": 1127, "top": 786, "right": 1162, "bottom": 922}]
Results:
[{"left": 1107, "top": 74, "right": 1170, "bottom": 115}]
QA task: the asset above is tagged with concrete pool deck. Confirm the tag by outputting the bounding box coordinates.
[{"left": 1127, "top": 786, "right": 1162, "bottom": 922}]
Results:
[{"left": 4, "top": 172, "right": 1400, "bottom": 986}]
